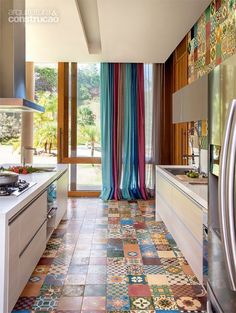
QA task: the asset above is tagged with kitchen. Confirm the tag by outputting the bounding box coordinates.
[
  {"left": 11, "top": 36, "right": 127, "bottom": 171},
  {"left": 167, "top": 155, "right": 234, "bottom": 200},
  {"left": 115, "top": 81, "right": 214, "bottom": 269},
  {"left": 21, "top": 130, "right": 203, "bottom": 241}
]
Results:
[{"left": 0, "top": 0, "right": 235, "bottom": 312}]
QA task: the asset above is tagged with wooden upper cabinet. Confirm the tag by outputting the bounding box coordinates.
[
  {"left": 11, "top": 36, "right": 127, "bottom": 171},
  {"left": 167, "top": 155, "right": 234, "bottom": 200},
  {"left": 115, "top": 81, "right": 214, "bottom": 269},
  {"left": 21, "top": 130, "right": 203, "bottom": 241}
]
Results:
[
  {"left": 174, "top": 36, "right": 188, "bottom": 91},
  {"left": 172, "top": 36, "right": 189, "bottom": 165}
]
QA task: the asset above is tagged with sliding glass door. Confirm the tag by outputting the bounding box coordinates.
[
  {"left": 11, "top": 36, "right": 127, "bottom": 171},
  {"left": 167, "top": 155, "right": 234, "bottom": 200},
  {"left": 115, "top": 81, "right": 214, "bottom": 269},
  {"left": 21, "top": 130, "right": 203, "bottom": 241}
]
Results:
[{"left": 58, "top": 62, "right": 101, "bottom": 196}]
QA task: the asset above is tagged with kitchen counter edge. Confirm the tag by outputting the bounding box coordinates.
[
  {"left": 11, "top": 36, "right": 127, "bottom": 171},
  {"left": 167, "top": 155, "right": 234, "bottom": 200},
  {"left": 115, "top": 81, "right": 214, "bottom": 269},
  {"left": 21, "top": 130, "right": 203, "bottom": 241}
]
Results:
[
  {"left": 0, "top": 164, "right": 68, "bottom": 219},
  {"left": 156, "top": 165, "right": 208, "bottom": 211}
]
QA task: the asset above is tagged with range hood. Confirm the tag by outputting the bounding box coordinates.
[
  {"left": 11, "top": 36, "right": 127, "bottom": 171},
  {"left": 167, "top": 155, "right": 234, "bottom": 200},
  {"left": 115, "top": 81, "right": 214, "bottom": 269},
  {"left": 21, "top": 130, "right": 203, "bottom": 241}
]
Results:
[{"left": 0, "top": 0, "right": 45, "bottom": 113}]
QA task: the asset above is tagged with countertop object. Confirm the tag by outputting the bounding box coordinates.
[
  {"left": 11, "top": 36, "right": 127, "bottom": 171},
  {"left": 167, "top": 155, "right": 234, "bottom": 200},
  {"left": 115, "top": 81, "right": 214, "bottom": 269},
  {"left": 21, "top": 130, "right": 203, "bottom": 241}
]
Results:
[{"left": 176, "top": 174, "right": 208, "bottom": 184}]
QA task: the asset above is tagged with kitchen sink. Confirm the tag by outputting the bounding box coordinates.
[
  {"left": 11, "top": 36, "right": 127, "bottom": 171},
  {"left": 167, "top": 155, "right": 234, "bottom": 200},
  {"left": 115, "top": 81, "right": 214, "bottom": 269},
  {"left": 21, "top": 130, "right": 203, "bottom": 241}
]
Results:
[{"left": 164, "top": 167, "right": 193, "bottom": 176}]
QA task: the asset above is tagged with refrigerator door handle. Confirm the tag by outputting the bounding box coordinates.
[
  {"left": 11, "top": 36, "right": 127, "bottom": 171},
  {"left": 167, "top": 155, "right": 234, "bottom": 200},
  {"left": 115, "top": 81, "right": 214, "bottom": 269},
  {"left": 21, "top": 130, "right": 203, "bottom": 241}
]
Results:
[
  {"left": 207, "top": 282, "right": 224, "bottom": 313},
  {"left": 219, "top": 99, "right": 236, "bottom": 291},
  {"left": 207, "top": 301, "right": 214, "bottom": 313}
]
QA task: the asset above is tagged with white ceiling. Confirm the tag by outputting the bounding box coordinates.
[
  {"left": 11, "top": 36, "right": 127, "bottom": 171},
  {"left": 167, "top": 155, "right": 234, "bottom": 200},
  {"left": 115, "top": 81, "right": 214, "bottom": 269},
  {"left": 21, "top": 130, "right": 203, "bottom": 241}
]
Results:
[{"left": 26, "top": 0, "right": 211, "bottom": 63}]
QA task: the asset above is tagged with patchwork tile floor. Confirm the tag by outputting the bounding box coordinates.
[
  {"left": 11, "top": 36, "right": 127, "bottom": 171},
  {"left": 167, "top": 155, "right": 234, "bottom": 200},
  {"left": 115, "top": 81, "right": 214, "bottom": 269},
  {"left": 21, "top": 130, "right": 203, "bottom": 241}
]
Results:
[{"left": 12, "top": 198, "right": 207, "bottom": 313}]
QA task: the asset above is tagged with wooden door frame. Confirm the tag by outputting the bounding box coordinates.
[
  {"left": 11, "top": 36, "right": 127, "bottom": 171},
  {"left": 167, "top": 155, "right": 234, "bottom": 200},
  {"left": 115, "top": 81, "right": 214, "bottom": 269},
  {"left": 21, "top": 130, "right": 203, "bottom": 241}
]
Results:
[{"left": 57, "top": 62, "right": 101, "bottom": 197}]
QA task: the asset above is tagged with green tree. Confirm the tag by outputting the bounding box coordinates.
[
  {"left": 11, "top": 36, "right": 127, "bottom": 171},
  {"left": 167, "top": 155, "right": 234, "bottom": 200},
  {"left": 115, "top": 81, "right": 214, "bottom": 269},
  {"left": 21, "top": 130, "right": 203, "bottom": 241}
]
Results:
[
  {"left": 35, "top": 66, "right": 57, "bottom": 94},
  {"left": 80, "top": 125, "right": 100, "bottom": 157},
  {"left": 35, "top": 121, "right": 57, "bottom": 154},
  {"left": 78, "top": 106, "right": 96, "bottom": 127},
  {"left": 78, "top": 64, "right": 99, "bottom": 102},
  {"left": 34, "top": 91, "right": 57, "bottom": 153},
  {"left": 0, "top": 113, "right": 21, "bottom": 143}
]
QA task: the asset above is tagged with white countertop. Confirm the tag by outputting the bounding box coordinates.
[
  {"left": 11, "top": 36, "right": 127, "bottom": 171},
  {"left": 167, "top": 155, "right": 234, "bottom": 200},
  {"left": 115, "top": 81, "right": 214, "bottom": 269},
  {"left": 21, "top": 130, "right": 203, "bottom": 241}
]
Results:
[
  {"left": 156, "top": 165, "right": 208, "bottom": 210},
  {"left": 0, "top": 164, "right": 68, "bottom": 220}
]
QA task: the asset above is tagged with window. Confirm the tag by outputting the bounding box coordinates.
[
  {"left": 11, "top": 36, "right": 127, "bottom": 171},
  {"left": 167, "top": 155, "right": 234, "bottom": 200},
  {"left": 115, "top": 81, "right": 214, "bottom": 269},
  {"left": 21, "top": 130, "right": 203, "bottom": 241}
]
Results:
[
  {"left": 58, "top": 63, "right": 101, "bottom": 195},
  {"left": 33, "top": 63, "right": 58, "bottom": 164},
  {"left": 0, "top": 113, "right": 21, "bottom": 164}
]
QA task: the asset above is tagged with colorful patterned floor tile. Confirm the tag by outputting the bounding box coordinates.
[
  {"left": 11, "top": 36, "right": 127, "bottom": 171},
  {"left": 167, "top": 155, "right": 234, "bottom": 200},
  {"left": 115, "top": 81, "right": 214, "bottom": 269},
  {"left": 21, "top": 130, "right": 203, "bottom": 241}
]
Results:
[
  {"left": 151, "top": 285, "right": 173, "bottom": 297},
  {"left": 107, "top": 284, "right": 128, "bottom": 297},
  {"left": 32, "top": 294, "right": 59, "bottom": 311},
  {"left": 126, "top": 275, "right": 148, "bottom": 285},
  {"left": 153, "top": 295, "right": 178, "bottom": 310},
  {"left": 126, "top": 264, "right": 144, "bottom": 275},
  {"left": 130, "top": 296, "right": 154, "bottom": 310},
  {"left": 143, "top": 265, "right": 165, "bottom": 274},
  {"left": 107, "top": 295, "right": 130, "bottom": 311},
  {"left": 13, "top": 297, "right": 36, "bottom": 310},
  {"left": 12, "top": 198, "right": 206, "bottom": 313}
]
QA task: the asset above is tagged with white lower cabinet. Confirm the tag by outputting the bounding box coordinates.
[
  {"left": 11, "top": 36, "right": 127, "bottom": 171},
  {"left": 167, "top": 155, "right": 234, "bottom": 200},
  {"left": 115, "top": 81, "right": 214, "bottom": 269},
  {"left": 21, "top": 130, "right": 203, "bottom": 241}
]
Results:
[
  {"left": 7, "top": 170, "right": 68, "bottom": 312},
  {"left": 156, "top": 171, "right": 203, "bottom": 283},
  {"left": 55, "top": 172, "right": 68, "bottom": 228},
  {"left": 8, "top": 191, "right": 47, "bottom": 312}
]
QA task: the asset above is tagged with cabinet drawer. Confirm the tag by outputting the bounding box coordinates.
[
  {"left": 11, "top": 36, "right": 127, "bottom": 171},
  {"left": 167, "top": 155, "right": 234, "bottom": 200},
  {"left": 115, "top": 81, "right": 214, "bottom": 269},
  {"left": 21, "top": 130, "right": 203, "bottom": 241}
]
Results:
[
  {"left": 156, "top": 174, "right": 172, "bottom": 207},
  {"left": 18, "top": 191, "right": 47, "bottom": 253},
  {"left": 171, "top": 187, "right": 202, "bottom": 242},
  {"left": 18, "top": 221, "right": 46, "bottom": 293}
]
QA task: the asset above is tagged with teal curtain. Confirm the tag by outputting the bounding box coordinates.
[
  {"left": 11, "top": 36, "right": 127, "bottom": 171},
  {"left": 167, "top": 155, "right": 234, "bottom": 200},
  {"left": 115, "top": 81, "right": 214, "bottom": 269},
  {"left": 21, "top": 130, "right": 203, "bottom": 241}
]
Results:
[{"left": 100, "top": 64, "right": 114, "bottom": 200}]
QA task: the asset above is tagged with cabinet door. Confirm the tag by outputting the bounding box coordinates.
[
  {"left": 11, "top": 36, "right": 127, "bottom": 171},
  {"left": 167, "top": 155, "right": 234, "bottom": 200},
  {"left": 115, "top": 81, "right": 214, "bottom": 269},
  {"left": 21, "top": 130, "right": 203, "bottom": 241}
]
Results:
[
  {"left": 8, "top": 219, "right": 20, "bottom": 312},
  {"left": 8, "top": 191, "right": 47, "bottom": 312},
  {"left": 172, "top": 36, "right": 189, "bottom": 165},
  {"left": 19, "top": 222, "right": 46, "bottom": 293},
  {"left": 55, "top": 171, "right": 68, "bottom": 228},
  {"left": 19, "top": 192, "right": 47, "bottom": 253},
  {"left": 172, "top": 123, "right": 189, "bottom": 165}
]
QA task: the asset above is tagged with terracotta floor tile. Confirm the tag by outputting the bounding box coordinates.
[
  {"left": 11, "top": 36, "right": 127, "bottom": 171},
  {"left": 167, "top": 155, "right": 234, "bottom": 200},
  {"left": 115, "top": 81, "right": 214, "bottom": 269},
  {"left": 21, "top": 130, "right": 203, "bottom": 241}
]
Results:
[
  {"left": 65, "top": 274, "right": 86, "bottom": 285},
  {"left": 68, "top": 265, "right": 88, "bottom": 274},
  {"left": 128, "top": 284, "right": 151, "bottom": 297},
  {"left": 86, "top": 273, "right": 106, "bottom": 284},
  {"left": 82, "top": 296, "right": 106, "bottom": 310},
  {"left": 81, "top": 311, "right": 105, "bottom": 313},
  {"left": 84, "top": 284, "right": 106, "bottom": 296},
  {"left": 57, "top": 296, "right": 83, "bottom": 310},
  {"left": 123, "top": 243, "right": 142, "bottom": 260},
  {"left": 142, "top": 257, "right": 161, "bottom": 265},
  {"left": 89, "top": 257, "right": 107, "bottom": 265},
  {"left": 62, "top": 285, "right": 84, "bottom": 297},
  {"left": 20, "top": 273, "right": 46, "bottom": 297},
  {"left": 147, "top": 274, "right": 169, "bottom": 285},
  {"left": 38, "top": 257, "right": 54, "bottom": 265}
]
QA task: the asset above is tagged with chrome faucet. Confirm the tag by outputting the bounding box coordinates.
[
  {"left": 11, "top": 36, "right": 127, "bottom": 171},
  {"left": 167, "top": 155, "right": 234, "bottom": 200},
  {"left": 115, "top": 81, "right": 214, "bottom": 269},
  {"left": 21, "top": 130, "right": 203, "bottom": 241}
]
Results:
[
  {"left": 184, "top": 125, "right": 204, "bottom": 174},
  {"left": 21, "top": 146, "right": 36, "bottom": 166},
  {"left": 182, "top": 153, "right": 199, "bottom": 164}
]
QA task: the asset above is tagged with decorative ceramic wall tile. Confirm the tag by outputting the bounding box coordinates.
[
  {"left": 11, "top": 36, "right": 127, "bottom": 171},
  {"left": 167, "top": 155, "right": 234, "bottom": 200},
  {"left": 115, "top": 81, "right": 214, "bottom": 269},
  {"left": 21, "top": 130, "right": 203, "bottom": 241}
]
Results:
[{"left": 188, "top": 0, "right": 236, "bottom": 82}]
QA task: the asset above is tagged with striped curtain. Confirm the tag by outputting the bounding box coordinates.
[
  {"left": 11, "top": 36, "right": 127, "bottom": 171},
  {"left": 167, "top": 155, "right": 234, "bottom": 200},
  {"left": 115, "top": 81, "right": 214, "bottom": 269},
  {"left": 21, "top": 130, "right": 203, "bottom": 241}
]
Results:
[{"left": 100, "top": 63, "right": 148, "bottom": 201}]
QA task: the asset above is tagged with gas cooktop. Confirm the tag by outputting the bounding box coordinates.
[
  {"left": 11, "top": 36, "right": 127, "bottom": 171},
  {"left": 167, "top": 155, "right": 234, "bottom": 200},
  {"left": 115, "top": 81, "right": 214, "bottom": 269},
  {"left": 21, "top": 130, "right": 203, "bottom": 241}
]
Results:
[{"left": 0, "top": 180, "right": 37, "bottom": 197}]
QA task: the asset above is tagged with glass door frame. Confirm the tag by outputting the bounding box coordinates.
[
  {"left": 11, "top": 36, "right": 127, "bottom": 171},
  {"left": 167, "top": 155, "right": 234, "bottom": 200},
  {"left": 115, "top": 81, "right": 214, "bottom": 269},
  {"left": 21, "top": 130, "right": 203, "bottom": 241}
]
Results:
[{"left": 57, "top": 62, "right": 101, "bottom": 197}]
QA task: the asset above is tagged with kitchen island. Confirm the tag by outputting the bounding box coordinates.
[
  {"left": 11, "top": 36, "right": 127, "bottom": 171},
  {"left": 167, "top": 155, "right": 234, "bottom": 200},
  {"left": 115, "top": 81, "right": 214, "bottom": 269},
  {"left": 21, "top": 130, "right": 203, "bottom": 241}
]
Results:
[
  {"left": 156, "top": 165, "right": 207, "bottom": 283},
  {"left": 0, "top": 164, "right": 68, "bottom": 313}
]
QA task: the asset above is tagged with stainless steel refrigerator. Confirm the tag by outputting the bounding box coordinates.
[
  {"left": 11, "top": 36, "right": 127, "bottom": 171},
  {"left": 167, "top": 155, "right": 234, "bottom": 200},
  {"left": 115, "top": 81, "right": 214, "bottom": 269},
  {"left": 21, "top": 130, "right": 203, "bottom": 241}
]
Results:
[{"left": 208, "top": 53, "right": 236, "bottom": 313}]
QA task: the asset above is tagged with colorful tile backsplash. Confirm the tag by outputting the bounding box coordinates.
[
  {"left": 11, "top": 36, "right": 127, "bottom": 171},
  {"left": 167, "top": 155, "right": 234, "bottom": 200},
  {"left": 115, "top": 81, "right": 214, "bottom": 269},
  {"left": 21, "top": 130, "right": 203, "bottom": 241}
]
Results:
[{"left": 188, "top": 0, "right": 236, "bottom": 82}]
